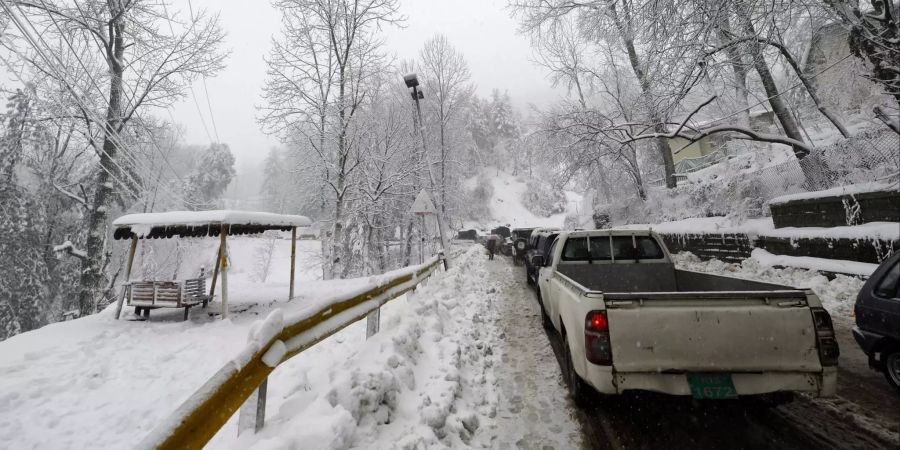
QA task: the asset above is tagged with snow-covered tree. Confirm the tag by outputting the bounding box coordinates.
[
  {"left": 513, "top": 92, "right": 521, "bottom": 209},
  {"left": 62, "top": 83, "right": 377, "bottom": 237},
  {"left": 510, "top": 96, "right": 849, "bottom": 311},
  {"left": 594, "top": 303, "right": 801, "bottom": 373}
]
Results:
[
  {"left": 5, "top": 0, "right": 227, "bottom": 316},
  {"left": 261, "top": 0, "right": 403, "bottom": 279},
  {"left": 260, "top": 148, "right": 290, "bottom": 213},
  {"left": 182, "top": 143, "right": 236, "bottom": 211},
  {"left": 419, "top": 34, "right": 474, "bottom": 215}
]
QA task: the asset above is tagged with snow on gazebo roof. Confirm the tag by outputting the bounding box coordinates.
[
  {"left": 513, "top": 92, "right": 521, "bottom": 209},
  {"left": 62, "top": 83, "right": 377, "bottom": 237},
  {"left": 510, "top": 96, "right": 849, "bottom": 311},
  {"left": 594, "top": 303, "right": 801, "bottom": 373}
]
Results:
[{"left": 112, "top": 210, "right": 312, "bottom": 240}]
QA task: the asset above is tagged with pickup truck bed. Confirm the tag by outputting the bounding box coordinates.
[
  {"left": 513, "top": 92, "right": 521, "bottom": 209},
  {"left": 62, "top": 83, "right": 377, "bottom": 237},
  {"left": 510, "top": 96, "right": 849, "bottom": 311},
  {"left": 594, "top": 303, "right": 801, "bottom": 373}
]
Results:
[
  {"left": 540, "top": 230, "right": 838, "bottom": 399},
  {"left": 558, "top": 263, "right": 789, "bottom": 293}
]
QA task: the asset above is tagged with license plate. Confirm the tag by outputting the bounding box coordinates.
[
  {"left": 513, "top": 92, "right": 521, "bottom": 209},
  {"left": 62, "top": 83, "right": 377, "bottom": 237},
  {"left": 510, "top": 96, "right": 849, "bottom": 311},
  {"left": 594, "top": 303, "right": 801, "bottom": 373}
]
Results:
[{"left": 687, "top": 373, "right": 738, "bottom": 399}]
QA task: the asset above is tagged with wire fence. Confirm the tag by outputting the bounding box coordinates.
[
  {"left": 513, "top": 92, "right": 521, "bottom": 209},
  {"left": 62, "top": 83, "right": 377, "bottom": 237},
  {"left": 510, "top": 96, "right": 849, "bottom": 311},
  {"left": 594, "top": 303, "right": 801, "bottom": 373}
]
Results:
[{"left": 754, "top": 126, "right": 899, "bottom": 198}]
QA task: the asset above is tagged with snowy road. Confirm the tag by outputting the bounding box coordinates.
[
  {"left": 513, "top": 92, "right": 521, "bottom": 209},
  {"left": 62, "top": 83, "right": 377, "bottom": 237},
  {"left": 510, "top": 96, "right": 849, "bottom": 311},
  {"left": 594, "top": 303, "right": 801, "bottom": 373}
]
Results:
[
  {"left": 485, "top": 251, "right": 898, "bottom": 450},
  {"left": 484, "top": 259, "right": 582, "bottom": 449}
]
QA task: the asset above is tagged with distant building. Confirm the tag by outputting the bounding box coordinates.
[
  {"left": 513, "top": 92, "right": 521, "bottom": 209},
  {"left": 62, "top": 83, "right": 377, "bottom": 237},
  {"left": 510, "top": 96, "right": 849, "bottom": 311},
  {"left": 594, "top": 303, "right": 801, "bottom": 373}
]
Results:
[{"left": 667, "top": 110, "right": 775, "bottom": 168}]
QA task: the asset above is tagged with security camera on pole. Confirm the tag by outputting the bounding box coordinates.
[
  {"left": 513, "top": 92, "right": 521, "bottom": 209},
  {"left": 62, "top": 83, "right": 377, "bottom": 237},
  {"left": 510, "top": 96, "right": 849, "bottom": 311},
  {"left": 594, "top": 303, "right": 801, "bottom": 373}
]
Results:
[{"left": 403, "top": 73, "right": 449, "bottom": 264}]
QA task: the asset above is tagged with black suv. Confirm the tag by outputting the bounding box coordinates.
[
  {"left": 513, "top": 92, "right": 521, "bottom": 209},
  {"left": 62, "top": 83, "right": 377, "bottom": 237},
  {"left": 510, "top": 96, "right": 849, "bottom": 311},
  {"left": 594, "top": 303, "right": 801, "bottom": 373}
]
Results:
[
  {"left": 510, "top": 227, "right": 536, "bottom": 265},
  {"left": 853, "top": 251, "right": 900, "bottom": 392},
  {"left": 525, "top": 229, "right": 559, "bottom": 286}
]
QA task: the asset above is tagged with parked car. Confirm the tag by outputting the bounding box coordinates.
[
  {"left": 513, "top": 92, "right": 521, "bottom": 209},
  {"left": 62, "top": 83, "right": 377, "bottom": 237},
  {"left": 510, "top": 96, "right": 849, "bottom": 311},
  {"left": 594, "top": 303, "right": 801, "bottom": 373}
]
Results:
[
  {"left": 534, "top": 229, "right": 838, "bottom": 403},
  {"left": 491, "top": 226, "right": 511, "bottom": 239},
  {"left": 853, "top": 251, "right": 900, "bottom": 392},
  {"left": 456, "top": 229, "right": 478, "bottom": 240},
  {"left": 501, "top": 237, "right": 514, "bottom": 257},
  {"left": 511, "top": 227, "right": 537, "bottom": 265},
  {"left": 525, "top": 228, "right": 559, "bottom": 286}
]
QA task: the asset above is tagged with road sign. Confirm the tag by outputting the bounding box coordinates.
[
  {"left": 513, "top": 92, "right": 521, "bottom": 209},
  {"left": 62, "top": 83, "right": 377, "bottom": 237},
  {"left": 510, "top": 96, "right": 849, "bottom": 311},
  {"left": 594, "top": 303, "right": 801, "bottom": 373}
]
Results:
[{"left": 410, "top": 189, "right": 438, "bottom": 215}]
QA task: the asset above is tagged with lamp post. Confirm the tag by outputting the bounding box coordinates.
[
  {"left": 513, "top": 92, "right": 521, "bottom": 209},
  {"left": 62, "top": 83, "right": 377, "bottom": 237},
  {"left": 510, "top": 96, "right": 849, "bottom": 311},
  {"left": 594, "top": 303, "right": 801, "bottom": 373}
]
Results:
[{"left": 403, "top": 73, "right": 449, "bottom": 261}]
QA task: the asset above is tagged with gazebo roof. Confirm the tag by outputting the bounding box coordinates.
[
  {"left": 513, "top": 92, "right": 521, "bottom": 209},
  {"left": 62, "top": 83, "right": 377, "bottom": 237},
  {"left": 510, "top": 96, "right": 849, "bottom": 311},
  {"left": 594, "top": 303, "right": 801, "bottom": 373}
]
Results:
[{"left": 112, "top": 210, "right": 312, "bottom": 240}]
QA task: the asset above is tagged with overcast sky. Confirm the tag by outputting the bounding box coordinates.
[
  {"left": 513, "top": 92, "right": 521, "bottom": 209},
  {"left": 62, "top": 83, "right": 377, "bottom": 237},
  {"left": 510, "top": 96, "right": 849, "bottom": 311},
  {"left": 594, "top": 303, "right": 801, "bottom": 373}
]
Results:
[{"left": 168, "top": 0, "right": 562, "bottom": 167}]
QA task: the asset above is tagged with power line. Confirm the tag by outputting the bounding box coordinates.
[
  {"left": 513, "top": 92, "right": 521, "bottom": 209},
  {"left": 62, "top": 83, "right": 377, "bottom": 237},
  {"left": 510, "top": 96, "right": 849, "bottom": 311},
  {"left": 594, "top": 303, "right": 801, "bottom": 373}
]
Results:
[
  {"left": 689, "top": 54, "right": 854, "bottom": 129},
  {"left": 0, "top": 52, "right": 143, "bottom": 201},
  {"left": 165, "top": 0, "right": 220, "bottom": 143},
  {"left": 201, "top": 77, "right": 221, "bottom": 142},
  {"left": 19, "top": 0, "right": 214, "bottom": 210},
  {"left": 3, "top": 2, "right": 199, "bottom": 208},
  {"left": 1, "top": 3, "right": 146, "bottom": 197},
  {"left": 9, "top": 1, "right": 161, "bottom": 177},
  {"left": 29, "top": 0, "right": 189, "bottom": 186}
]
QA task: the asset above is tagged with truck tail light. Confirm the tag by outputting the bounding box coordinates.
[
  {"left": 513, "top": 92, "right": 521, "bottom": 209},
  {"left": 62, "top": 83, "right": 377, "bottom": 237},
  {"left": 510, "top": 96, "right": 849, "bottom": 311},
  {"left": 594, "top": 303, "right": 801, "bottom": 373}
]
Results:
[
  {"left": 585, "top": 310, "right": 612, "bottom": 365},
  {"left": 811, "top": 307, "right": 839, "bottom": 366}
]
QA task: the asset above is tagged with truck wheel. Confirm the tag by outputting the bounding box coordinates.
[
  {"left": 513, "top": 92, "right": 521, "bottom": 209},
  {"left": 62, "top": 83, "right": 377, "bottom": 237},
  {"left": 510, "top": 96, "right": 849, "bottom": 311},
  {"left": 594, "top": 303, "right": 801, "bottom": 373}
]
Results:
[
  {"left": 563, "top": 335, "right": 590, "bottom": 406},
  {"left": 883, "top": 349, "right": 900, "bottom": 392}
]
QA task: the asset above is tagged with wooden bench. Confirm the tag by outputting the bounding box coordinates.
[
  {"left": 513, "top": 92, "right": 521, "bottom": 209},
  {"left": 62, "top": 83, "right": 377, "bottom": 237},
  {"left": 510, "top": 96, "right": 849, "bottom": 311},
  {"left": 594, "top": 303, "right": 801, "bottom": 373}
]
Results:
[{"left": 126, "top": 277, "right": 212, "bottom": 321}]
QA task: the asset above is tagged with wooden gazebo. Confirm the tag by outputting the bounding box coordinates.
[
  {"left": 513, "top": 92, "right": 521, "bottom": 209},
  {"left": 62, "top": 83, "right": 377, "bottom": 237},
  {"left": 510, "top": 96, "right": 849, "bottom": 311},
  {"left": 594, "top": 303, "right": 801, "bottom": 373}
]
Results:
[{"left": 111, "top": 210, "right": 311, "bottom": 321}]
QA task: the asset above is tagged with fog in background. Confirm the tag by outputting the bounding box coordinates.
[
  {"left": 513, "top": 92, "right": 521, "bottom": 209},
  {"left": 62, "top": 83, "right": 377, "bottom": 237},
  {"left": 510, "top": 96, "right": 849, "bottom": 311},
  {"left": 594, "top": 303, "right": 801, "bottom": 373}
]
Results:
[{"left": 169, "top": 0, "right": 560, "bottom": 171}]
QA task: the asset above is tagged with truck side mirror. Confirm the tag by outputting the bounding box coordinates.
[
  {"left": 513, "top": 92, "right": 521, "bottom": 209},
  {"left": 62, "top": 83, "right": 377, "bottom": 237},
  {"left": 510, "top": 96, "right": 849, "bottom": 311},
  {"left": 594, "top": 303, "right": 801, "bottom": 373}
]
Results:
[{"left": 531, "top": 255, "right": 544, "bottom": 267}]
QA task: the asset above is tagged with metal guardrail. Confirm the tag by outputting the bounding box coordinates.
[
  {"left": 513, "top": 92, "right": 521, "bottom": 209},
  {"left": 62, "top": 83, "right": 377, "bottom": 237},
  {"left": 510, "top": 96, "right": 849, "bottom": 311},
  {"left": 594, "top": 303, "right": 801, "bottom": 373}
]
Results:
[{"left": 136, "top": 253, "right": 447, "bottom": 450}]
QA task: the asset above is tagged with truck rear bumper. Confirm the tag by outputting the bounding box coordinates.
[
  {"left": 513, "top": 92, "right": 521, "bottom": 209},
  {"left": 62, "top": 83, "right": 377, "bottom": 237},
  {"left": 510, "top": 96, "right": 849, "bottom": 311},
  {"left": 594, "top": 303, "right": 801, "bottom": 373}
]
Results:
[{"left": 583, "top": 366, "right": 836, "bottom": 397}]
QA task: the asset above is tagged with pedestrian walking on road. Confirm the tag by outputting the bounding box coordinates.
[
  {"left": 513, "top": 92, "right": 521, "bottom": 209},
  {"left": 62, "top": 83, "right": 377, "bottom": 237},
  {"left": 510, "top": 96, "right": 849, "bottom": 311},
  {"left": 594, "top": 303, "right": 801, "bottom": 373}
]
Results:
[{"left": 486, "top": 235, "right": 498, "bottom": 260}]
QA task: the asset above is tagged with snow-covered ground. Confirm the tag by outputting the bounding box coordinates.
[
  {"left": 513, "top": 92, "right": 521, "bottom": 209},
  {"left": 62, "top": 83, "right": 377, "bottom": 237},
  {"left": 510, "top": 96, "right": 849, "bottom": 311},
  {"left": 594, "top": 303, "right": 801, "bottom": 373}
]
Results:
[
  {"left": 462, "top": 169, "right": 583, "bottom": 230},
  {"left": 0, "top": 236, "right": 334, "bottom": 450},
  {"left": 672, "top": 252, "right": 866, "bottom": 318},
  {"left": 224, "top": 245, "right": 582, "bottom": 449},
  {"left": 751, "top": 248, "right": 878, "bottom": 277},
  {"left": 0, "top": 242, "right": 583, "bottom": 449},
  {"left": 484, "top": 261, "right": 582, "bottom": 449}
]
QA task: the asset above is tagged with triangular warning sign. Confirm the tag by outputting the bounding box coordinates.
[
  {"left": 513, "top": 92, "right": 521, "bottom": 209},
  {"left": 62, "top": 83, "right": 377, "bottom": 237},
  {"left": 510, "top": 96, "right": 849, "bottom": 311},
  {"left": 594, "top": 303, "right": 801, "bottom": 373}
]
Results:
[{"left": 410, "top": 189, "right": 438, "bottom": 215}]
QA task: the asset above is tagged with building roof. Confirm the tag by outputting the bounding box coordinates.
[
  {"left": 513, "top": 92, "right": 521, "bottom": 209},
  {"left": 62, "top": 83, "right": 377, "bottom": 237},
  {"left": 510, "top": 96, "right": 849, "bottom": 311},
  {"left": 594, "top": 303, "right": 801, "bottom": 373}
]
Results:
[{"left": 112, "top": 210, "right": 312, "bottom": 240}]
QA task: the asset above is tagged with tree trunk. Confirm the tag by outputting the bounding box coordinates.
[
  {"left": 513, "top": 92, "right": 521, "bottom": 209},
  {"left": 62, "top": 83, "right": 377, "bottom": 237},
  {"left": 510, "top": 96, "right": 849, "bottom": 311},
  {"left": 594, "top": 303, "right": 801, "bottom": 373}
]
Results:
[
  {"left": 329, "top": 65, "right": 348, "bottom": 279},
  {"left": 761, "top": 38, "right": 850, "bottom": 138},
  {"left": 734, "top": 1, "right": 808, "bottom": 159},
  {"left": 610, "top": 2, "right": 677, "bottom": 188},
  {"left": 623, "top": 144, "right": 647, "bottom": 200},
  {"left": 714, "top": 9, "right": 751, "bottom": 128},
  {"left": 439, "top": 113, "right": 447, "bottom": 215},
  {"left": 78, "top": 20, "right": 125, "bottom": 316}
]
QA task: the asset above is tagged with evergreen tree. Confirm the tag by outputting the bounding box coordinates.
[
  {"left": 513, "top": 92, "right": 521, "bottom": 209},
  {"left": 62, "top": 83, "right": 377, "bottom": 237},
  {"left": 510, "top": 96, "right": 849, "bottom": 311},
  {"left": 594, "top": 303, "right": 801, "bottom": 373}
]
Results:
[
  {"left": 260, "top": 148, "right": 288, "bottom": 213},
  {"left": 182, "top": 143, "right": 236, "bottom": 210}
]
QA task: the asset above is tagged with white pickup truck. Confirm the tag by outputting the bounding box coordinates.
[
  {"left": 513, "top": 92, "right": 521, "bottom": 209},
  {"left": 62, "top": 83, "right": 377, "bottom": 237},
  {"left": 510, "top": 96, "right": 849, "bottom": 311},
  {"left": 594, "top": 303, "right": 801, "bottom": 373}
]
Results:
[{"left": 534, "top": 229, "right": 838, "bottom": 402}]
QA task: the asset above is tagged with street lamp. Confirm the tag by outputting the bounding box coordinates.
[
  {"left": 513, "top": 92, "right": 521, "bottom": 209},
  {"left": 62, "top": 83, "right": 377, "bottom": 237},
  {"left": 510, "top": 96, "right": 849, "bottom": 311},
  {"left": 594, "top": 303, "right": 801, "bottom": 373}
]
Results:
[{"left": 403, "top": 73, "right": 449, "bottom": 261}]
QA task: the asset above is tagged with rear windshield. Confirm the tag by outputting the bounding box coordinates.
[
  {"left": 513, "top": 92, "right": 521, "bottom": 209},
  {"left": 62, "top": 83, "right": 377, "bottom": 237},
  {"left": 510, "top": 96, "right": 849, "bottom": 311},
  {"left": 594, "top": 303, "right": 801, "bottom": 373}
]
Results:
[
  {"left": 561, "top": 236, "right": 664, "bottom": 261},
  {"left": 513, "top": 229, "right": 534, "bottom": 240}
]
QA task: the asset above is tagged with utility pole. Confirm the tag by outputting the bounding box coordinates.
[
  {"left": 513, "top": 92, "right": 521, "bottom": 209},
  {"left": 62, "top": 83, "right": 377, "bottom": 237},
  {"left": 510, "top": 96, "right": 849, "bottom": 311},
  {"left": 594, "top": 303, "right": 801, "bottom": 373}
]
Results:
[{"left": 403, "top": 73, "right": 450, "bottom": 261}]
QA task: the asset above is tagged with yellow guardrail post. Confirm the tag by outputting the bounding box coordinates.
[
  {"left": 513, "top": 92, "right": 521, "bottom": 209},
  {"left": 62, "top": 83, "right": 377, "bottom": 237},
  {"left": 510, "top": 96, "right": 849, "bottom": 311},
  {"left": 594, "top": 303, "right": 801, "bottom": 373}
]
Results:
[{"left": 138, "top": 254, "right": 445, "bottom": 450}]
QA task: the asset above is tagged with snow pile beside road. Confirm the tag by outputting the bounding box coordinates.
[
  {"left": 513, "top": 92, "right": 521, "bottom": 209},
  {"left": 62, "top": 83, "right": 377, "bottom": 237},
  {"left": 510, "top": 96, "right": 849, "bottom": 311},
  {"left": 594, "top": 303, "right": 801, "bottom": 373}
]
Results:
[
  {"left": 226, "top": 245, "right": 499, "bottom": 449},
  {"left": 751, "top": 248, "right": 879, "bottom": 277},
  {"left": 673, "top": 252, "right": 865, "bottom": 317}
]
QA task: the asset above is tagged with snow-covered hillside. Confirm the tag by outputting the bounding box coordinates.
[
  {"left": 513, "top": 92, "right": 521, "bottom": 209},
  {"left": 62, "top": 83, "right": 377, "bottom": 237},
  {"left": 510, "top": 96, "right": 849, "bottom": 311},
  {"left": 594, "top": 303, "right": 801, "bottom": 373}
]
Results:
[{"left": 461, "top": 169, "right": 583, "bottom": 229}]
